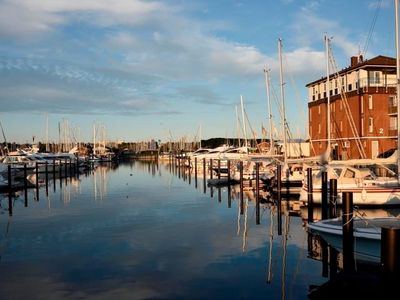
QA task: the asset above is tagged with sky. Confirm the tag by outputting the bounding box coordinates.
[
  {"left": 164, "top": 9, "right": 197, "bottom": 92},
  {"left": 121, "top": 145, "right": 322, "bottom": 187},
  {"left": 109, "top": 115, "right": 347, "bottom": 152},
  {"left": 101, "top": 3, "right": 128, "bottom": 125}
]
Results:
[{"left": 0, "top": 0, "right": 397, "bottom": 144}]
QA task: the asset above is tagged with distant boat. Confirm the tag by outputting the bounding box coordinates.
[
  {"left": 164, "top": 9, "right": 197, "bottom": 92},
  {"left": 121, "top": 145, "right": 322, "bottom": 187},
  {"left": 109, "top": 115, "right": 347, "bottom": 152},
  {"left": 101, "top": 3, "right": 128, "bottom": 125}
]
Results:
[{"left": 307, "top": 216, "right": 400, "bottom": 263}]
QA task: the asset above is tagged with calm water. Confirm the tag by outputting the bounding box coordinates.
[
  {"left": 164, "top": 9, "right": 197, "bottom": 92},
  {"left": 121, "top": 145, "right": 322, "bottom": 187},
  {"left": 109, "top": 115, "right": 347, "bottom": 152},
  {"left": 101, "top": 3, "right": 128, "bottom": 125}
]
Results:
[{"left": 0, "top": 160, "right": 384, "bottom": 299}]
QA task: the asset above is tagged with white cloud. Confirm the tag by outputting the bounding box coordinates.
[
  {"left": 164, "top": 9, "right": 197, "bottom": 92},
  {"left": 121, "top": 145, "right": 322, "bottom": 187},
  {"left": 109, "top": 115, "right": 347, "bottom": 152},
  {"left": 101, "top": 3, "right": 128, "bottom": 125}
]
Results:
[{"left": 0, "top": 0, "right": 171, "bottom": 38}]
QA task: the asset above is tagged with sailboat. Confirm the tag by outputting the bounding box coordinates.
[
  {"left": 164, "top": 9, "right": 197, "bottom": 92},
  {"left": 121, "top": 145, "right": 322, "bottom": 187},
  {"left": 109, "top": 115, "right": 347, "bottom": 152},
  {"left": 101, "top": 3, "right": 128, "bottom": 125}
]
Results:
[{"left": 270, "top": 39, "right": 305, "bottom": 196}]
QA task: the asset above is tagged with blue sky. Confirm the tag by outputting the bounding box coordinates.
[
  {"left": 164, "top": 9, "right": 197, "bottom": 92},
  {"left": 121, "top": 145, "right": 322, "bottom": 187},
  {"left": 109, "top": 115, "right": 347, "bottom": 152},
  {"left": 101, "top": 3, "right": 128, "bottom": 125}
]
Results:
[{"left": 0, "top": 0, "right": 396, "bottom": 144}]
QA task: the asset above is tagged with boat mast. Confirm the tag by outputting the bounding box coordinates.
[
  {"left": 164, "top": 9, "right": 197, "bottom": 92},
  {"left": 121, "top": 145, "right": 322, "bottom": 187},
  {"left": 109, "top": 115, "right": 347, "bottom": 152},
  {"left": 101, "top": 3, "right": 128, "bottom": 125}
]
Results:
[
  {"left": 264, "top": 67, "right": 274, "bottom": 154},
  {"left": 235, "top": 105, "right": 241, "bottom": 147},
  {"left": 325, "top": 35, "right": 331, "bottom": 161},
  {"left": 396, "top": 0, "right": 400, "bottom": 183},
  {"left": 45, "top": 112, "right": 49, "bottom": 152},
  {"left": 278, "top": 38, "right": 288, "bottom": 163},
  {"left": 93, "top": 123, "right": 96, "bottom": 156},
  {"left": 240, "top": 95, "right": 248, "bottom": 147}
]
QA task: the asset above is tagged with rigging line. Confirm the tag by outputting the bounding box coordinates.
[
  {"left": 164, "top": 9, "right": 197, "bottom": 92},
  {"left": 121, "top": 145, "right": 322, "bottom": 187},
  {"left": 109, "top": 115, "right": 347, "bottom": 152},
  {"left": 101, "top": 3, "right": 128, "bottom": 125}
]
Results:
[
  {"left": 282, "top": 51, "right": 307, "bottom": 139},
  {"left": 362, "top": 0, "right": 383, "bottom": 57}
]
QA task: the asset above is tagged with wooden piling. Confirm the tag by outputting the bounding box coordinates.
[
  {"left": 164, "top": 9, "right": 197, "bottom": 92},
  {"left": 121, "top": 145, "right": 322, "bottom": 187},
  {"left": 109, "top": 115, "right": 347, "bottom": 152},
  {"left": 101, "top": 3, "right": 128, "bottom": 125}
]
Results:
[
  {"left": 342, "top": 191, "right": 354, "bottom": 272},
  {"left": 321, "top": 171, "right": 328, "bottom": 220},
  {"left": 256, "top": 162, "right": 260, "bottom": 225},
  {"left": 329, "top": 178, "right": 337, "bottom": 218},
  {"left": 307, "top": 167, "right": 313, "bottom": 223},
  {"left": 210, "top": 159, "right": 213, "bottom": 180},
  {"left": 45, "top": 161, "right": 49, "bottom": 195},
  {"left": 24, "top": 164, "right": 28, "bottom": 207},
  {"left": 240, "top": 161, "right": 244, "bottom": 215},
  {"left": 276, "top": 164, "right": 282, "bottom": 200},
  {"left": 381, "top": 227, "right": 400, "bottom": 276}
]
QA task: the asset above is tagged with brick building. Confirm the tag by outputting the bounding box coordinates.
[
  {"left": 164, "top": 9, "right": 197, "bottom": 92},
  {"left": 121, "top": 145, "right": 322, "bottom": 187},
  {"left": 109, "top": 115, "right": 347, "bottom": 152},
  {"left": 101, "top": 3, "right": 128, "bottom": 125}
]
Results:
[{"left": 307, "top": 55, "right": 397, "bottom": 160}]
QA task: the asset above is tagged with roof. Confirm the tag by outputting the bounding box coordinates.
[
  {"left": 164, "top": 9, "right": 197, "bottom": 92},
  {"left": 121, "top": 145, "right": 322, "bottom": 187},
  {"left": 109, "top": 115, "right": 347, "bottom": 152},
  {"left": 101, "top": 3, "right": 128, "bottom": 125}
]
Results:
[{"left": 306, "top": 55, "right": 396, "bottom": 87}]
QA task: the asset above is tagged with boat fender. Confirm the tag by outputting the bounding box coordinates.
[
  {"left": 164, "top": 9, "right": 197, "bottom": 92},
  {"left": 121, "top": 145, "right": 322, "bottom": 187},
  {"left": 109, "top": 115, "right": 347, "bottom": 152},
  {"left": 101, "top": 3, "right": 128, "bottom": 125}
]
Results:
[{"left": 362, "top": 188, "right": 367, "bottom": 201}]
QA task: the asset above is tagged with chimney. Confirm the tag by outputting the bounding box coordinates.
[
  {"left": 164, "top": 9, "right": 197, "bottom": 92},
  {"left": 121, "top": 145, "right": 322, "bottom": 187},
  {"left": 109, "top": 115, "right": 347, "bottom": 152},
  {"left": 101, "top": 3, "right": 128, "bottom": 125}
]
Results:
[{"left": 350, "top": 56, "right": 358, "bottom": 67}]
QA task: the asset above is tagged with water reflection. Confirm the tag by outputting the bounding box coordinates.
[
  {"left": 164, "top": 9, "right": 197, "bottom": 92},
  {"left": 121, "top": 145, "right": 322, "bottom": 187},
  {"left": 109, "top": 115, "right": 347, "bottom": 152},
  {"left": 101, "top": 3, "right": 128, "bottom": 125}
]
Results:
[{"left": 0, "top": 160, "right": 344, "bottom": 299}]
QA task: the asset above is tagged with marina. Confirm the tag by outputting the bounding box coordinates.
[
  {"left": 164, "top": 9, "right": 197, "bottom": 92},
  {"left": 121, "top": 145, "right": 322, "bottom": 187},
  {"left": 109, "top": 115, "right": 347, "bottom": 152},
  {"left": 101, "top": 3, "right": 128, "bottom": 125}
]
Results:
[
  {"left": 0, "top": 158, "right": 399, "bottom": 299},
  {"left": 2, "top": 1, "right": 400, "bottom": 299}
]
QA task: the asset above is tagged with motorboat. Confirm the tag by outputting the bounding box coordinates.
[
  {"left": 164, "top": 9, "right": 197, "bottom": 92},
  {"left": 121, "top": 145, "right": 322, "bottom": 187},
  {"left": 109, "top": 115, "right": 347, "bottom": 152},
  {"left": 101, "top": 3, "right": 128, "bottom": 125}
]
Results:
[
  {"left": 299, "top": 163, "right": 400, "bottom": 206},
  {"left": 307, "top": 216, "right": 400, "bottom": 263}
]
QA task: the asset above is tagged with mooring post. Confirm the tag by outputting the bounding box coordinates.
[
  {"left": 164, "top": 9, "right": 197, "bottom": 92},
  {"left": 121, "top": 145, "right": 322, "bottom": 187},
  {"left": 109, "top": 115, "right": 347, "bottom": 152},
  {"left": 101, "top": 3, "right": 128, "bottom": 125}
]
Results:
[
  {"left": 342, "top": 191, "right": 354, "bottom": 273},
  {"left": 240, "top": 161, "right": 244, "bottom": 215},
  {"left": 256, "top": 162, "right": 260, "bottom": 225},
  {"left": 227, "top": 160, "right": 231, "bottom": 182},
  {"left": 194, "top": 157, "right": 198, "bottom": 188},
  {"left": 276, "top": 163, "right": 282, "bottom": 195},
  {"left": 8, "top": 165, "right": 12, "bottom": 215},
  {"left": 381, "top": 227, "right": 400, "bottom": 277},
  {"left": 307, "top": 167, "right": 314, "bottom": 223},
  {"left": 321, "top": 171, "right": 328, "bottom": 220},
  {"left": 24, "top": 164, "right": 28, "bottom": 207},
  {"left": 45, "top": 161, "right": 49, "bottom": 195},
  {"left": 210, "top": 159, "right": 213, "bottom": 180},
  {"left": 203, "top": 158, "right": 206, "bottom": 194},
  {"left": 329, "top": 178, "right": 337, "bottom": 218},
  {"left": 36, "top": 162, "right": 40, "bottom": 201},
  {"left": 59, "top": 159, "right": 62, "bottom": 178},
  {"left": 217, "top": 159, "right": 221, "bottom": 180},
  {"left": 64, "top": 159, "right": 68, "bottom": 178}
]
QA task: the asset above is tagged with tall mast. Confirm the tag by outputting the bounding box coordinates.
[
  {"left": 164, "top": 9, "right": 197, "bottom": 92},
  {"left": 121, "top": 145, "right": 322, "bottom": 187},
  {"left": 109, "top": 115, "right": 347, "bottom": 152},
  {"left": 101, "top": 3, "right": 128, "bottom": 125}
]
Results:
[
  {"left": 93, "top": 123, "right": 96, "bottom": 156},
  {"left": 396, "top": 0, "right": 400, "bottom": 182},
  {"left": 45, "top": 112, "right": 49, "bottom": 152},
  {"left": 278, "top": 38, "right": 288, "bottom": 163},
  {"left": 264, "top": 67, "right": 274, "bottom": 154},
  {"left": 199, "top": 124, "right": 202, "bottom": 149},
  {"left": 240, "top": 95, "right": 248, "bottom": 147},
  {"left": 325, "top": 35, "right": 331, "bottom": 161},
  {"left": 235, "top": 105, "right": 241, "bottom": 147}
]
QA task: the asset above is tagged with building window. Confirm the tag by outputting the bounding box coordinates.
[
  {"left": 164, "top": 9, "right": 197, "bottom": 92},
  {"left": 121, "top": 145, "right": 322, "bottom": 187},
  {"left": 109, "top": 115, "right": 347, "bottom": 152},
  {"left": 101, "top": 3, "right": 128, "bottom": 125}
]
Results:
[
  {"left": 340, "top": 121, "right": 343, "bottom": 132},
  {"left": 348, "top": 84, "right": 352, "bottom": 91},
  {"left": 389, "top": 95, "right": 397, "bottom": 107},
  {"left": 334, "top": 88, "right": 338, "bottom": 95},
  {"left": 368, "top": 71, "right": 381, "bottom": 84},
  {"left": 318, "top": 124, "right": 321, "bottom": 134},
  {"left": 318, "top": 105, "right": 321, "bottom": 114},
  {"left": 323, "top": 92, "right": 326, "bottom": 98},
  {"left": 390, "top": 116, "right": 397, "bottom": 131},
  {"left": 368, "top": 95, "right": 373, "bottom": 110},
  {"left": 361, "top": 117, "right": 364, "bottom": 135},
  {"left": 368, "top": 117, "right": 373, "bottom": 133}
]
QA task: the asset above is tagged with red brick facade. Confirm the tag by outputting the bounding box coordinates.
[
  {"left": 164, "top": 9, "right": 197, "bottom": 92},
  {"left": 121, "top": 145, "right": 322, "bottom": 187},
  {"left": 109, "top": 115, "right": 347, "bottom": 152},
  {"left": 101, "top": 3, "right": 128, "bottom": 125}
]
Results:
[{"left": 307, "top": 55, "right": 397, "bottom": 159}]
